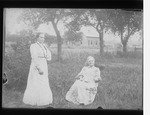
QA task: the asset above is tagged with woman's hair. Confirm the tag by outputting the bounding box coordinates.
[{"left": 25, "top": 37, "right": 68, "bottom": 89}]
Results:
[
  {"left": 84, "top": 56, "right": 95, "bottom": 66},
  {"left": 36, "top": 32, "right": 45, "bottom": 38}
]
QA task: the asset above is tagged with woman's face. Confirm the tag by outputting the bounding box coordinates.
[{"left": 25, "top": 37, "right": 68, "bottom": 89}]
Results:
[
  {"left": 88, "top": 59, "right": 95, "bottom": 67},
  {"left": 37, "top": 34, "right": 45, "bottom": 43}
]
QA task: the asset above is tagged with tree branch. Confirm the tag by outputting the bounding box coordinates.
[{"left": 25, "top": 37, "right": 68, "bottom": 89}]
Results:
[
  {"left": 55, "top": 18, "right": 59, "bottom": 25},
  {"left": 129, "top": 27, "right": 137, "bottom": 37},
  {"left": 96, "top": 21, "right": 100, "bottom": 31},
  {"left": 120, "top": 29, "right": 124, "bottom": 44}
]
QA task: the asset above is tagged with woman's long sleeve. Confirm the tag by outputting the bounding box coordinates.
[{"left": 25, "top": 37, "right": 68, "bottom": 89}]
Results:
[
  {"left": 94, "top": 68, "right": 101, "bottom": 81},
  {"left": 75, "top": 67, "right": 86, "bottom": 79},
  {"left": 46, "top": 47, "right": 51, "bottom": 61},
  {"left": 30, "top": 44, "right": 41, "bottom": 70},
  {"left": 78, "top": 67, "right": 86, "bottom": 76}
]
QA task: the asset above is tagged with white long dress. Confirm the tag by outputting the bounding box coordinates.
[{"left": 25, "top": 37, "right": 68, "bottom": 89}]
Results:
[
  {"left": 23, "top": 42, "right": 53, "bottom": 106},
  {"left": 65, "top": 66, "right": 101, "bottom": 105}
]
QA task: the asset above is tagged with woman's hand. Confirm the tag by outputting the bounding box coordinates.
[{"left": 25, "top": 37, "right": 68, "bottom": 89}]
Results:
[
  {"left": 94, "top": 77, "right": 101, "bottom": 83},
  {"left": 46, "top": 57, "right": 51, "bottom": 61},
  {"left": 36, "top": 67, "right": 44, "bottom": 75},
  {"left": 38, "top": 69, "right": 44, "bottom": 75},
  {"left": 76, "top": 75, "right": 84, "bottom": 80}
]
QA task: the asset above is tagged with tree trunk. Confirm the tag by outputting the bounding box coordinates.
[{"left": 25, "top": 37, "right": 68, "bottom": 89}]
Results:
[
  {"left": 121, "top": 25, "right": 131, "bottom": 53},
  {"left": 52, "top": 21, "right": 62, "bottom": 61},
  {"left": 99, "top": 31, "right": 104, "bottom": 55},
  {"left": 120, "top": 29, "right": 127, "bottom": 53},
  {"left": 96, "top": 22, "right": 104, "bottom": 56},
  {"left": 122, "top": 23, "right": 131, "bottom": 53},
  {"left": 123, "top": 42, "right": 127, "bottom": 53}
]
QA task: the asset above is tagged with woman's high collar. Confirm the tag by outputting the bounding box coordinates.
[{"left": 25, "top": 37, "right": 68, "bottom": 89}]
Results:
[
  {"left": 87, "top": 66, "right": 94, "bottom": 69},
  {"left": 37, "top": 41, "right": 43, "bottom": 45}
]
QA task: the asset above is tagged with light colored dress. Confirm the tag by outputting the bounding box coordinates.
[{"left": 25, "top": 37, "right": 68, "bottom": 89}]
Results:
[
  {"left": 65, "top": 66, "right": 101, "bottom": 105},
  {"left": 23, "top": 42, "right": 53, "bottom": 106}
]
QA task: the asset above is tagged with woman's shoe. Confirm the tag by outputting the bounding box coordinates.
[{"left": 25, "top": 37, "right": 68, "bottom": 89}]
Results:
[{"left": 97, "top": 106, "right": 103, "bottom": 109}]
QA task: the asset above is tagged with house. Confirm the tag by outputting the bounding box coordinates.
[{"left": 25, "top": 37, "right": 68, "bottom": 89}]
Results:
[
  {"left": 63, "top": 33, "right": 100, "bottom": 48},
  {"left": 80, "top": 35, "right": 100, "bottom": 48}
]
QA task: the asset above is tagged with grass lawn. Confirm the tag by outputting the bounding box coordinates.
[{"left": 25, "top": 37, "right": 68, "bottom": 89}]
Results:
[{"left": 2, "top": 50, "right": 143, "bottom": 110}]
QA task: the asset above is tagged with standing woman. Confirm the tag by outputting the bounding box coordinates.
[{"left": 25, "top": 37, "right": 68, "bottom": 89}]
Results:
[
  {"left": 65, "top": 56, "right": 102, "bottom": 105},
  {"left": 23, "top": 32, "right": 53, "bottom": 106}
]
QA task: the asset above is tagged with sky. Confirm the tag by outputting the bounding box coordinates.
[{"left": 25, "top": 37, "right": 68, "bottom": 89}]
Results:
[
  {"left": 5, "top": 8, "right": 142, "bottom": 45},
  {"left": 5, "top": 8, "right": 25, "bottom": 34}
]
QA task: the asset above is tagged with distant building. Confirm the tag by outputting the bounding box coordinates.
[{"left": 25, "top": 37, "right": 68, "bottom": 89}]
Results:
[
  {"left": 63, "top": 33, "right": 100, "bottom": 48},
  {"left": 80, "top": 35, "right": 100, "bottom": 48}
]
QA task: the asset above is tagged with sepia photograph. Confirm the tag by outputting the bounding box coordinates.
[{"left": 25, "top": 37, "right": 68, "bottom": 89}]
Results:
[{"left": 2, "top": 7, "right": 143, "bottom": 110}]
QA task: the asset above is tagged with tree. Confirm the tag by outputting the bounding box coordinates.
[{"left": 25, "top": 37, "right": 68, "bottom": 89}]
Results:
[
  {"left": 4, "top": 29, "right": 34, "bottom": 91},
  {"left": 110, "top": 9, "right": 142, "bottom": 53},
  {"left": 19, "top": 8, "right": 69, "bottom": 61},
  {"left": 63, "top": 9, "right": 87, "bottom": 32},
  {"left": 5, "top": 34, "right": 20, "bottom": 42},
  {"left": 87, "top": 9, "right": 113, "bottom": 55},
  {"left": 63, "top": 30, "right": 83, "bottom": 44},
  {"left": 44, "top": 33, "right": 57, "bottom": 46},
  {"left": 65, "top": 9, "right": 112, "bottom": 55}
]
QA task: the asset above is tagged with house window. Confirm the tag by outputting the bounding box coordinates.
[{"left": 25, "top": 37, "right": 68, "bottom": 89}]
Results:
[
  {"left": 91, "top": 41, "right": 92, "bottom": 45},
  {"left": 95, "top": 41, "right": 97, "bottom": 45}
]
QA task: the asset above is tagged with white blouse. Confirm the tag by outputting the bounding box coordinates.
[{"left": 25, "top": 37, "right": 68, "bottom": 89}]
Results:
[
  {"left": 78, "top": 66, "right": 101, "bottom": 83},
  {"left": 30, "top": 42, "right": 51, "bottom": 69}
]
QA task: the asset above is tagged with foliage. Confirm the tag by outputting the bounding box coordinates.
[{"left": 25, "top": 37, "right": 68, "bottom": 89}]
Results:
[
  {"left": 4, "top": 29, "right": 36, "bottom": 91},
  {"left": 63, "top": 30, "right": 83, "bottom": 43},
  {"left": 63, "top": 9, "right": 87, "bottom": 32},
  {"left": 5, "top": 34, "right": 20, "bottom": 42},
  {"left": 110, "top": 10, "right": 142, "bottom": 35},
  {"left": 18, "top": 8, "right": 72, "bottom": 61},
  {"left": 65, "top": 9, "right": 115, "bottom": 55},
  {"left": 109, "top": 9, "right": 143, "bottom": 52},
  {"left": 44, "top": 33, "right": 57, "bottom": 46},
  {"left": 115, "top": 50, "right": 143, "bottom": 59}
]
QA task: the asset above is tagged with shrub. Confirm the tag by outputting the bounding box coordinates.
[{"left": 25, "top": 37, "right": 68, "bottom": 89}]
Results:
[
  {"left": 4, "top": 35, "right": 33, "bottom": 92},
  {"left": 115, "top": 50, "right": 142, "bottom": 59}
]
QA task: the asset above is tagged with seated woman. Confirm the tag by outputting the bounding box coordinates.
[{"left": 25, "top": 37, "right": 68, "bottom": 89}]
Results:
[{"left": 65, "top": 56, "right": 102, "bottom": 105}]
